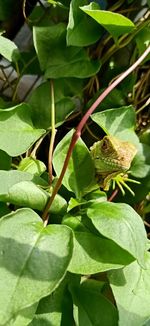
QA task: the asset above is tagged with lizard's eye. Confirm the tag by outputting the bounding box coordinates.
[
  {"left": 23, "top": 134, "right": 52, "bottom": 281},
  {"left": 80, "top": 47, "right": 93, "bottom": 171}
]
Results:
[{"left": 101, "top": 139, "right": 108, "bottom": 150}]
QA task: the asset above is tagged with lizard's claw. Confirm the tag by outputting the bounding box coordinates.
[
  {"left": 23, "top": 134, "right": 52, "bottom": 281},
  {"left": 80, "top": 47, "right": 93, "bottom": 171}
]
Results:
[{"left": 112, "top": 173, "right": 140, "bottom": 196}]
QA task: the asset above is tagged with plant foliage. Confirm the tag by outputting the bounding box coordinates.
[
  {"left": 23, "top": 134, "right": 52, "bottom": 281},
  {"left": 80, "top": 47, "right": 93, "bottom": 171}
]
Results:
[{"left": 0, "top": 0, "right": 150, "bottom": 325}]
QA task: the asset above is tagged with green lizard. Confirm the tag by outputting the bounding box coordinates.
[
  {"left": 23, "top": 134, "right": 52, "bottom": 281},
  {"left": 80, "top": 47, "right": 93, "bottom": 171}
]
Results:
[{"left": 90, "top": 135, "right": 137, "bottom": 191}]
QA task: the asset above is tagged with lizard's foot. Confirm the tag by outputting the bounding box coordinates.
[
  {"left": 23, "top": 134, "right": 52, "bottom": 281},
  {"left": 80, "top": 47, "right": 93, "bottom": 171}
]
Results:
[{"left": 111, "top": 173, "right": 140, "bottom": 196}]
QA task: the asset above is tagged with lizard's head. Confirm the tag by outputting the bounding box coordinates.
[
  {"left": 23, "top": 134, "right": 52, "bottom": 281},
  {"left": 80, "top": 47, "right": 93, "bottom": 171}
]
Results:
[{"left": 90, "top": 135, "right": 137, "bottom": 174}]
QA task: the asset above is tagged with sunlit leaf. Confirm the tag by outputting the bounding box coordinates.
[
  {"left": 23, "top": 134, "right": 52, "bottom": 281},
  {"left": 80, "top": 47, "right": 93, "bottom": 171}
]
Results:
[
  {"left": 80, "top": 2, "right": 135, "bottom": 40},
  {"left": 108, "top": 252, "right": 150, "bottom": 326},
  {"left": 0, "top": 35, "right": 20, "bottom": 62},
  {"left": 87, "top": 201, "right": 147, "bottom": 267},
  {"left": 0, "top": 104, "right": 45, "bottom": 156},
  {"left": 0, "top": 208, "right": 73, "bottom": 325}
]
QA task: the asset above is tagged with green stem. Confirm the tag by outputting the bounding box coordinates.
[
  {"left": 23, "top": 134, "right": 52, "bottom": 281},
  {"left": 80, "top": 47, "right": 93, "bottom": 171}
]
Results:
[
  {"left": 42, "top": 46, "right": 150, "bottom": 222},
  {"left": 136, "top": 97, "right": 150, "bottom": 115},
  {"left": 30, "top": 133, "right": 48, "bottom": 159},
  {"left": 48, "top": 80, "right": 57, "bottom": 185},
  {"left": 12, "top": 56, "right": 37, "bottom": 101},
  {"left": 1, "top": 66, "right": 15, "bottom": 93},
  {"left": 109, "top": 0, "right": 125, "bottom": 12}
]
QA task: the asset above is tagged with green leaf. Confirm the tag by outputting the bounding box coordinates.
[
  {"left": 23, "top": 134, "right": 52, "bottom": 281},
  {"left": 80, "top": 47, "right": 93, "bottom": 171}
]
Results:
[
  {"left": 0, "top": 35, "right": 20, "bottom": 62},
  {"left": 88, "top": 88, "right": 126, "bottom": 112},
  {"left": 140, "top": 129, "right": 150, "bottom": 146},
  {"left": 91, "top": 106, "right": 139, "bottom": 146},
  {"left": 144, "top": 320, "right": 150, "bottom": 326},
  {"left": 17, "top": 50, "right": 41, "bottom": 75},
  {"left": 28, "top": 81, "right": 76, "bottom": 130},
  {"left": 33, "top": 23, "right": 101, "bottom": 78},
  {"left": 8, "top": 303, "right": 38, "bottom": 326},
  {"left": 0, "top": 149, "right": 11, "bottom": 170},
  {"left": 0, "top": 208, "right": 73, "bottom": 325},
  {"left": 18, "top": 157, "right": 46, "bottom": 176},
  {"left": 67, "top": 0, "right": 103, "bottom": 46},
  {"left": 63, "top": 213, "right": 88, "bottom": 232},
  {"left": 67, "top": 197, "right": 87, "bottom": 212},
  {"left": 87, "top": 201, "right": 147, "bottom": 267},
  {"left": 29, "top": 313, "right": 61, "bottom": 326},
  {"left": 0, "top": 0, "right": 20, "bottom": 20},
  {"left": 135, "top": 27, "right": 150, "bottom": 63},
  {"left": 0, "top": 202, "right": 11, "bottom": 218},
  {"left": 80, "top": 2, "right": 135, "bottom": 40},
  {"left": 47, "top": 0, "right": 60, "bottom": 5},
  {"left": 0, "top": 170, "right": 47, "bottom": 201},
  {"left": 108, "top": 252, "right": 150, "bottom": 326},
  {"left": 84, "top": 189, "right": 107, "bottom": 203},
  {"left": 67, "top": 191, "right": 107, "bottom": 212},
  {"left": 68, "top": 230, "right": 134, "bottom": 274},
  {"left": 30, "top": 274, "right": 74, "bottom": 326},
  {"left": 53, "top": 130, "right": 95, "bottom": 198},
  {"left": 70, "top": 279, "right": 118, "bottom": 326},
  {"left": 47, "top": 0, "right": 69, "bottom": 7},
  {"left": 7, "top": 181, "right": 67, "bottom": 215},
  {"left": 123, "top": 175, "right": 150, "bottom": 204},
  {"left": 130, "top": 143, "right": 150, "bottom": 178},
  {"left": 0, "top": 103, "right": 45, "bottom": 156},
  {"left": 0, "top": 97, "right": 12, "bottom": 109}
]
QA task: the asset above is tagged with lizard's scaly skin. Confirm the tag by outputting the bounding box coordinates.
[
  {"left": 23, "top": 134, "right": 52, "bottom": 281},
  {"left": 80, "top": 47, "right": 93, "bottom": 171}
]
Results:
[{"left": 90, "top": 135, "right": 137, "bottom": 189}]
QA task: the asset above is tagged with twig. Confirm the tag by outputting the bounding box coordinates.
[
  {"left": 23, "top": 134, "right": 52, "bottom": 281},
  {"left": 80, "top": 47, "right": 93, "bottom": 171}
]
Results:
[
  {"left": 144, "top": 221, "right": 150, "bottom": 228},
  {"left": 136, "top": 97, "right": 150, "bottom": 115},
  {"left": 30, "top": 133, "right": 48, "bottom": 159},
  {"left": 108, "top": 188, "right": 119, "bottom": 202},
  {"left": 12, "top": 56, "right": 37, "bottom": 101}
]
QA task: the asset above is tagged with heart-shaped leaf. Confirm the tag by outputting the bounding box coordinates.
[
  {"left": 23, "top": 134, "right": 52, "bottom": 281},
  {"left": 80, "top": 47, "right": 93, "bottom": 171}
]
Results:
[
  {"left": 0, "top": 170, "right": 47, "bottom": 201},
  {"left": 7, "top": 181, "right": 67, "bottom": 215},
  {"left": 67, "top": 0, "right": 103, "bottom": 46},
  {"left": 80, "top": 3, "right": 135, "bottom": 40},
  {"left": 68, "top": 230, "right": 134, "bottom": 274},
  {"left": 63, "top": 214, "right": 134, "bottom": 274},
  {"left": 30, "top": 274, "right": 73, "bottom": 326},
  {"left": 33, "top": 23, "right": 101, "bottom": 79},
  {"left": 108, "top": 252, "right": 150, "bottom": 326},
  {"left": 87, "top": 201, "right": 147, "bottom": 267},
  {"left": 28, "top": 81, "right": 76, "bottom": 130},
  {"left": 0, "top": 103, "right": 45, "bottom": 156},
  {"left": 18, "top": 157, "right": 46, "bottom": 176},
  {"left": 0, "top": 35, "right": 20, "bottom": 62},
  {"left": 0, "top": 208, "right": 73, "bottom": 325},
  {"left": 70, "top": 279, "right": 118, "bottom": 326},
  {"left": 53, "top": 130, "right": 95, "bottom": 198},
  {"left": 91, "top": 106, "right": 139, "bottom": 146}
]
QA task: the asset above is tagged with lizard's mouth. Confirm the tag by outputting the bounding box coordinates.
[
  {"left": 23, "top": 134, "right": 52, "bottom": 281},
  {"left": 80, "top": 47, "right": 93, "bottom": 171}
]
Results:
[{"left": 101, "top": 156, "right": 128, "bottom": 171}]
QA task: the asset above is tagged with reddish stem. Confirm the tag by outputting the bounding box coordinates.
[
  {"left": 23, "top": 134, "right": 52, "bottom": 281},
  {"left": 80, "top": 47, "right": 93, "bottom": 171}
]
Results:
[
  {"left": 108, "top": 188, "right": 119, "bottom": 202},
  {"left": 42, "top": 46, "right": 150, "bottom": 222},
  {"left": 42, "top": 132, "right": 79, "bottom": 221}
]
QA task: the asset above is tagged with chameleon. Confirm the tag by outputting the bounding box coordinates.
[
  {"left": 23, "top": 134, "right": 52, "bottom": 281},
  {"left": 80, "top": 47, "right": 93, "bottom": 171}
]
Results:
[{"left": 90, "top": 135, "right": 137, "bottom": 191}]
